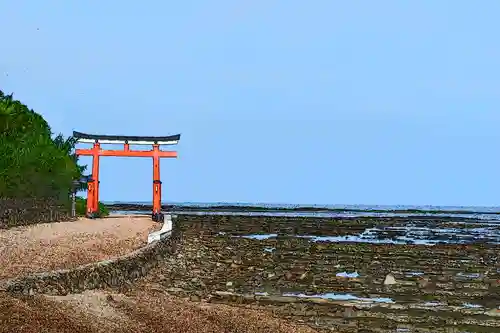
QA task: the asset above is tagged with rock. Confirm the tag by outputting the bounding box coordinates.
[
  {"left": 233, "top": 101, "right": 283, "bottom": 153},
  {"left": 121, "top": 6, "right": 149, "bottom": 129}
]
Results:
[
  {"left": 485, "top": 278, "right": 500, "bottom": 288},
  {"left": 486, "top": 309, "right": 500, "bottom": 317},
  {"left": 232, "top": 256, "right": 243, "bottom": 265},
  {"left": 226, "top": 281, "right": 233, "bottom": 287},
  {"left": 384, "top": 274, "right": 397, "bottom": 285},
  {"left": 417, "top": 276, "right": 437, "bottom": 291},
  {"left": 417, "top": 276, "right": 430, "bottom": 289},
  {"left": 343, "top": 306, "right": 357, "bottom": 318}
]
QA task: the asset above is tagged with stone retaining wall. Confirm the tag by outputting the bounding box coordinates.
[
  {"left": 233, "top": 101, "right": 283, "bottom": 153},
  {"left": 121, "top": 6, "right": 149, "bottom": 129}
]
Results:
[
  {"left": 0, "top": 198, "right": 73, "bottom": 229},
  {"left": 3, "top": 228, "right": 180, "bottom": 296}
]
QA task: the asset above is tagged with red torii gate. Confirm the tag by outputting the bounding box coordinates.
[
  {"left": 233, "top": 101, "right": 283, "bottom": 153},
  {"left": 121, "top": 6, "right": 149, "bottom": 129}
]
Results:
[{"left": 73, "top": 131, "right": 180, "bottom": 221}]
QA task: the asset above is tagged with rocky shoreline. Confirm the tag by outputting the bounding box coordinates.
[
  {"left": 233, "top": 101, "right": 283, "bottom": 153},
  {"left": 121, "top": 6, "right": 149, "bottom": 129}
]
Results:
[
  {"left": 108, "top": 213, "right": 500, "bottom": 333},
  {"left": 105, "top": 203, "right": 500, "bottom": 216}
]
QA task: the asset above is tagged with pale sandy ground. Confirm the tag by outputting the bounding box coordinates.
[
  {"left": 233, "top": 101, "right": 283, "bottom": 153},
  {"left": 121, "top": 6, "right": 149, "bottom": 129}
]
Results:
[
  {"left": 0, "top": 289, "right": 319, "bottom": 333},
  {"left": 0, "top": 215, "right": 159, "bottom": 280}
]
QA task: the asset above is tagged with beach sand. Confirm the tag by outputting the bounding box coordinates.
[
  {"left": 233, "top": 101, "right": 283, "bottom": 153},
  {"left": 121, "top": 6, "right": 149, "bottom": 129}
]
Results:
[
  {"left": 0, "top": 288, "right": 319, "bottom": 333},
  {"left": 0, "top": 215, "right": 158, "bottom": 280}
]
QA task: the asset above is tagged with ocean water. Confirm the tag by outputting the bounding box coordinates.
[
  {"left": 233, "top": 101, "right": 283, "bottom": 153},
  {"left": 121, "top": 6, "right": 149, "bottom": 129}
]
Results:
[
  {"left": 109, "top": 207, "right": 500, "bottom": 221},
  {"left": 104, "top": 201, "right": 500, "bottom": 213},
  {"left": 232, "top": 227, "right": 500, "bottom": 245}
]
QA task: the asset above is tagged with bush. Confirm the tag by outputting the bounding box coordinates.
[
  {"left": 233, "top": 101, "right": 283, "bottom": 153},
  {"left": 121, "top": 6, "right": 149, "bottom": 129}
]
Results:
[{"left": 75, "top": 197, "right": 109, "bottom": 217}]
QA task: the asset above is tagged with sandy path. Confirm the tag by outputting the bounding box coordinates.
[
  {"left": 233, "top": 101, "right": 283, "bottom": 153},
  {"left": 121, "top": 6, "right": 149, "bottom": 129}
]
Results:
[
  {"left": 0, "top": 216, "right": 159, "bottom": 280},
  {"left": 0, "top": 289, "right": 318, "bottom": 333}
]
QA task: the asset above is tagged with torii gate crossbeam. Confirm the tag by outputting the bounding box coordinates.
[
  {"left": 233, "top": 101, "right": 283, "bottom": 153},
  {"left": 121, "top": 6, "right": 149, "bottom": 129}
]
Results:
[{"left": 73, "top": 131, "right": 180, "bottom": 222}]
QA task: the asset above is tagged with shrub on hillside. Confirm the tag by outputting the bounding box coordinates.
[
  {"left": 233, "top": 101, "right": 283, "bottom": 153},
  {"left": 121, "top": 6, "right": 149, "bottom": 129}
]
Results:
[
  {"left": 0, "top": 91, "right": 80, "bottom": 200},
  {"left": 75, "top": 197, "right": 109, "bottom": 217},
  {"left": 1, "top": 90, "right": 110, "bottom": 221}
]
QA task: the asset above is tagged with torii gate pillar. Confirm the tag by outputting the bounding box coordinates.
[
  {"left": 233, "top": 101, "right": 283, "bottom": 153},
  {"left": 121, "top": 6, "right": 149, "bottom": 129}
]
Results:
[
  {"left": 152, "top": 144, "right": 162, "bottom": 218},
  {"left": 74, "top": 131, "right": 180, "bottom": 221}
]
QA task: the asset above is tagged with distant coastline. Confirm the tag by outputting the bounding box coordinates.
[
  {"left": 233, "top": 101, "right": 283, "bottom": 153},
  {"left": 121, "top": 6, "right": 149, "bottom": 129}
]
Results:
[{"left": 104, "top": 202, "right": 500, "bottom": 216}]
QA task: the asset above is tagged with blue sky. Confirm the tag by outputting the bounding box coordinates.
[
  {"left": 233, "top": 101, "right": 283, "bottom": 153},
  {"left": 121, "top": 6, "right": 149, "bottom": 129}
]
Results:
[{"left": 2, "top": 1, "right": 500, "bottom": 206}]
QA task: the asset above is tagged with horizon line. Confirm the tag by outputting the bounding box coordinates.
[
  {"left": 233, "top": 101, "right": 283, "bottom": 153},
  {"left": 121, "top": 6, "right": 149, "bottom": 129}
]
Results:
[{"left": 100, "top": 200, "right": 500, "bottom": 210}]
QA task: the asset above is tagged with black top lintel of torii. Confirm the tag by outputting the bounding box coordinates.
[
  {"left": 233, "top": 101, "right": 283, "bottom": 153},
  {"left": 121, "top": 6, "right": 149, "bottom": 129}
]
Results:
[{"left": 73, "top": 131, "right": 181, "bottom": 143}]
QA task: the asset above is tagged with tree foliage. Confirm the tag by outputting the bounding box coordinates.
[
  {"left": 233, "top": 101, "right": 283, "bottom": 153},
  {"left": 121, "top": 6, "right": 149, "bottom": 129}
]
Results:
[
  {"left": 0, "top": 90, "right": 85, "bottom": 200},
  {"left": 75, "top": 196, "right": 109, "bottom": 217},
  {"left": 52, "top": 133, "right": 88, "bottom": 192}
]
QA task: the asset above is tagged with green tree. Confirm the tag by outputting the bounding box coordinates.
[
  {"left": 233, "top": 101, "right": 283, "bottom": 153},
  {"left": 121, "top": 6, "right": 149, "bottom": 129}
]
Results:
[
  {"left": 53, "top": 133, "right": 88, "bottom": 192},
  {"left": 0, "top": 91, "right": 79, "bottom": 200},
  {"left": 0, "top": 90, "right": 108, "bottom": 217}
]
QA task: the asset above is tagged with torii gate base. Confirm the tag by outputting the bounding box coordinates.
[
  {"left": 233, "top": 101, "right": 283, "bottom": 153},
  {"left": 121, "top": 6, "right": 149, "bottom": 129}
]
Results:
[{"left": 73, "top": 131, "right": 180, "bottom": 222}]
